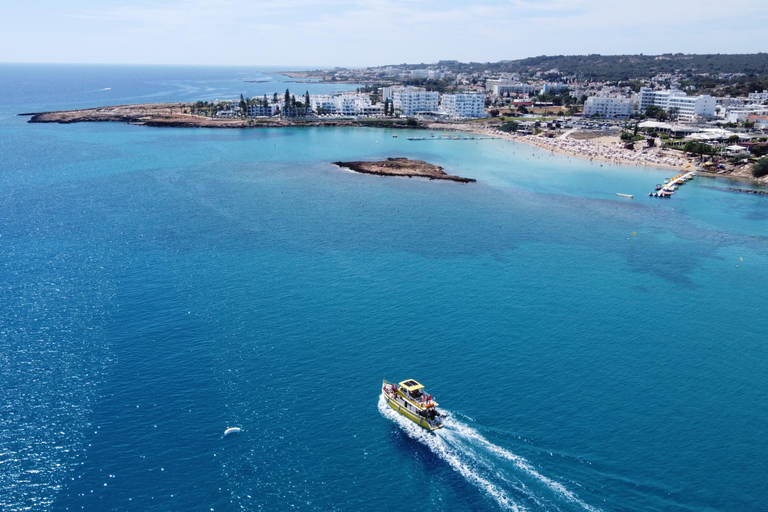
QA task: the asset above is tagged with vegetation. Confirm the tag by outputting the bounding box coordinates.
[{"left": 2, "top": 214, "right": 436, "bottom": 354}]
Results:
[
  {"left": 752, "top": 158, "right": 768, "bottom": 178},
  {"left": 683, "top": 141, "right": 716, "bottom": 158},
  {"left": 499, "top": 121, "right": 520, "bottom": 133},
  {"left": 434, "top": 54, "right": 768, "bottom": 82},
  {"left": 644, "top": 105, "right": 668, "bottom": 121}
]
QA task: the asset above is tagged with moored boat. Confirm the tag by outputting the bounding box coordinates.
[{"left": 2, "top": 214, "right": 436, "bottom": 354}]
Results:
[{"left": 382, "top": 379, "right": 444, "bottom": 431}]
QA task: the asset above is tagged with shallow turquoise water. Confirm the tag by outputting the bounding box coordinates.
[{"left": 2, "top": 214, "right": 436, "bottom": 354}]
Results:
[{"left": 1, "top": 65, "right": 767, "bottom": 511}]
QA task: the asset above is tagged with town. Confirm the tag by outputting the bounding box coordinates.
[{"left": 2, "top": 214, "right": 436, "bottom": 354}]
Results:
[{"left": 190, "top": 58, "right": 768, "bottom": 180}]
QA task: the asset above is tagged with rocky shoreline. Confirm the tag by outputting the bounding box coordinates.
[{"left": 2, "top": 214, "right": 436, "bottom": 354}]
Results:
[
  {"left": 703, "top": 186, "right": 768, "bottom": 195},
  {"left": 20, "top": 104, "right": 426, "bottom": 130},
  {"left": 334, "top": 158, "right": 475, "bottom": 183}
]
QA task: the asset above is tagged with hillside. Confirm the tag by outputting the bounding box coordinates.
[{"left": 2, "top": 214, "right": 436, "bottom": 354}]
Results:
[{"left": 432, "top": 54, "right": 768, "bottom": 82}]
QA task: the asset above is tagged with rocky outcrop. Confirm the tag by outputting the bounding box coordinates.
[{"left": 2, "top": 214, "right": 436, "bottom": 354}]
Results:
[{"left": 334, "top": 158, "right": 475, "bottom": 183}]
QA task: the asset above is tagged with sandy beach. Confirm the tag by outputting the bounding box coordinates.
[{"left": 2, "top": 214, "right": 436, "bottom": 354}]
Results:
[{"left": 427, "top": 122, "right": 694, "bottom": 171}]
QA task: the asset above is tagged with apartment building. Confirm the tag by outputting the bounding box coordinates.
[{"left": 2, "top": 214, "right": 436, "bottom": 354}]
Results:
[
  {"left": 440, "top": 93, "right": 486, "bottom": 118},
  {"left": 485, "top": 80, "right": 537, "bottom": 96},
  {"left": 638, "top": 87, "right": 716, "bottom": 121},
  {"left": 748, "top": 90, "right": 768, "bottom": 104},
  {"left": 389, "top": 86, "right": 439, "bottom": 115},
  {"left": 583, "top": 96, "right": 634, "bottom": 118}
]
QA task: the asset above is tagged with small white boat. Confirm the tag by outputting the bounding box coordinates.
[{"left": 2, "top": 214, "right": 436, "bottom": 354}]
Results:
[{"left": 617, "top": 193, "right": 634, "bottom": 198}]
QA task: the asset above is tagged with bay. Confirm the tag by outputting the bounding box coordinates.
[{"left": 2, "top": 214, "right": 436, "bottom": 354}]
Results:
[{"left": 1, "top": 65, "right": 766, "bottom": 511}]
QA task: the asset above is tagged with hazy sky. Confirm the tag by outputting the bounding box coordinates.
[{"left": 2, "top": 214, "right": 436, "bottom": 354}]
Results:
[{"left": 2, "top": 0, "right": 766, "bottom": 67}]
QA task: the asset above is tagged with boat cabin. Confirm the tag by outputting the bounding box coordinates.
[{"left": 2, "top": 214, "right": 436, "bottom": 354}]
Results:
[{"left": 399, "top": 379, "right": 425, "bottom": 400}]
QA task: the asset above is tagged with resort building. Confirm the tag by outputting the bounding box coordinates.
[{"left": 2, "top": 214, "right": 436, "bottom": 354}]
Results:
[
  {"left": 485, "top": 80, "right": 537, "bottom": 96},
  {"left": 748, "top": 90, "right": 768, "bottom": 104},
  {"left": 310, "top": 95, "right": 337, "bottom": 114},
  {"left": 583, "top": 96, "right": 634, "bottom": 118},
  {"left": 440, "top": 93, "right": 486, "bottom": 118},
  {"left": 308, "top": 93, "right": 383, "bottom": 116},
  {"left": 725, "top": 106, "right": 768, "bottom": 124},
  {"left": 638, "top": 87, "right": 716, "bottom": 121},
  {"left": 246, "top": 103, "right": 278, "bottom": 117},
  {"left": 541, "top": 83, "right": 569, "bottom": 95},
  {"left": 389, "top": 86, "right": 439, "bottom": 115},
  {"left": 405, "top": 69, "right": 445, "bottom": 80},
  {"left": 746, "top": 115, "right": 768, "bottom": 129}
]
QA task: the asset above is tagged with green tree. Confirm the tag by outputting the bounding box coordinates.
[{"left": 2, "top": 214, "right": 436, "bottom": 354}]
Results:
[
  {"left": 753, "top": 158, "right": 768, "bottom": 178},
  {"left": 645, "top": 105, "right": 668, "bottom": 121},
  {"left": 683, "top": 141, "right": 715, "bottom": 158},
  {"left": 499, "top": 121, "right": 519, "bottom": 132},
  {"left": 406, "top": 117, "right": 418, "bottom": 127},
  {"left": 490, "top": 109, "right": 500, "bottom": 117},
  {"left": 284, "top": 89, "right": 291, "bottom": 116}
]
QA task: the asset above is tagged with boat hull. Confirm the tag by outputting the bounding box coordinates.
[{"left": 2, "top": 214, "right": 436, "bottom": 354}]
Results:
[{"left": 385, "top": 394, "right": 443, "bottom": 431}]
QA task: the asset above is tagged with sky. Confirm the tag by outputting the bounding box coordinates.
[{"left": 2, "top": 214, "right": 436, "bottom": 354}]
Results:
[{"left": 1, "top": 0, "right": 767, "bottom": 67}]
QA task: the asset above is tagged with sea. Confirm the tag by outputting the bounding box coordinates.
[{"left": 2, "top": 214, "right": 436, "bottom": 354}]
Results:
[{"left": 1, "top": 64, "right": 767, "bottom": 512}]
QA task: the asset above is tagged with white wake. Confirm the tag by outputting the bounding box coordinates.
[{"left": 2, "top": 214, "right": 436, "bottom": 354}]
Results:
[{"left": 378, "top": 394, "right": 599, "bottom": 512}]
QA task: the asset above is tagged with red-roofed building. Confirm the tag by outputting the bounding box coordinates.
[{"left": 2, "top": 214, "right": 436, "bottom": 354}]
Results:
[{"left": 746, "top": 115, "right": 768, "bottom": 129}]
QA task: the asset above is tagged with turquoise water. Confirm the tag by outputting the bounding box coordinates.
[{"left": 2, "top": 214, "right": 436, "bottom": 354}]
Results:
[{"left": 1, "top": 65, "right": 767, "bottom": 511}]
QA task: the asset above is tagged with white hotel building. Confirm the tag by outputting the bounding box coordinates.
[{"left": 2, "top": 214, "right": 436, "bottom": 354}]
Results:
[
  {"left": 485, "top": 80, "right": 537, "bottom": 96},
  {"left": 583, "top": 96, "right": 634, "bottom": 118},
  {"left": 638, "top": 87, "right": 716, "bottom": 121},
  {"left": 386, "top": 86, "right": 439, "bottom": 115},
  {"left": 748, "top": 90, "right": 768, "bottom": 104},
  {"left": 440, "top": 93, "right": 485, "bottom": 118}
]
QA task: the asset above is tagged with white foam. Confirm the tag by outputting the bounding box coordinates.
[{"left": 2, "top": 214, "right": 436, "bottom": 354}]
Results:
[
  {"left": 378, "top": 395, "right": 523, "bottom": 511},
  {"left": 379, "top": 396, "right": 600, "bottom": 512},
  {"left": 441, "top": 413, "right": 600, "bottom": 512}
]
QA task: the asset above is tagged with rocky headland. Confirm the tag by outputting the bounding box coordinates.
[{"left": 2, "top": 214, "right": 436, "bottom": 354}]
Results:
[{"left": 21, "top": 103, "right": 424, "bottom": 130}]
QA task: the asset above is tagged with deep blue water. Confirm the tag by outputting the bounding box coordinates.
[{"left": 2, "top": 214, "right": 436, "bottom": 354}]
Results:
[{"left": 1, "top": 65, "right": 767, "bottom": 512}]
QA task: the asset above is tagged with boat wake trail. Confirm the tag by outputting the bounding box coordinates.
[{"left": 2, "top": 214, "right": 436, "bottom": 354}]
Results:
[{"left": 378, "top": 395, "right": 599, "bottom": 512}]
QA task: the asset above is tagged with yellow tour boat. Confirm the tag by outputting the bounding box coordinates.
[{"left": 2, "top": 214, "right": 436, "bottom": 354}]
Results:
[{"left": 382, "top": 379, "right": 444, "bottom": 431}]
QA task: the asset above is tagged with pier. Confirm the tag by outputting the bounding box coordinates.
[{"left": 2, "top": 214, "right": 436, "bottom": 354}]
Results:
[{"left": 649, "top": 171, "right": 696, "bottom": 198}]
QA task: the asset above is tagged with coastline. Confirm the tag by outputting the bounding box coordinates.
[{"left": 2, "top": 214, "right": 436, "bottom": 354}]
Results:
[
  {"left": 426, "top": 122, "right": 691, "bottom": 171},
  {"left": 19, "top": 102, "right": 767, "bottom": 185},
  {"left": 21, "top": 104, "right": 421, "bottom": 130}
]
